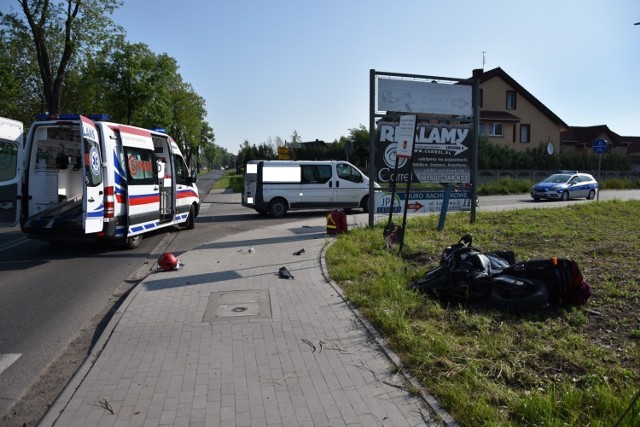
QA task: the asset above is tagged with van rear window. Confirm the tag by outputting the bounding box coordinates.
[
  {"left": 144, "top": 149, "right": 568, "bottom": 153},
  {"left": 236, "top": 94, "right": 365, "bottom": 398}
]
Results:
[
  {"left": 263, "top": 166, "right": 300, "bottom": 183},
  {"left": 301, "top": 165, "right": 331, "bottom": 184}
]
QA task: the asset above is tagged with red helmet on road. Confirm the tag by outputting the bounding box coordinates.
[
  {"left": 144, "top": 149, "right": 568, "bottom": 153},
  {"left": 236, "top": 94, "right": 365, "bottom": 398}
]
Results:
[{"left": 158, "top": 253, "right": 179, "bottom": 271}]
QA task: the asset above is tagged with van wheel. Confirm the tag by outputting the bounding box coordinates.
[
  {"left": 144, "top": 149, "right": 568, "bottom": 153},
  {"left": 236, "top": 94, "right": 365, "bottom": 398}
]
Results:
[
  {"left": 126, "top": 234, "right": 143, "bottom": 249},
  {"left": 268, "top": 199, "right": 287, "bottom": 217},
  {"left": 360, "top": 196, "right": 370, "bottom": 213},
  {"left": 184, "top": 205, "right": 196, "bottom": 229}
]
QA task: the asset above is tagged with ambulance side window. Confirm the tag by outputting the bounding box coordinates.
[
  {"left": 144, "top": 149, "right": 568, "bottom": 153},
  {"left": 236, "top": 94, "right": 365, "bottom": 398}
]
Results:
[
  {"left": 0, "top": 141, "right": 18, "bottom": 182},
  {"left": 174, "top": 155, "right": 189, "bottom": 185},
  {"left": 84, "top": 138, "right": 103, "bottom": 187},
  {"left": 125, "top": 147, "right": 157, "bottom": 185}
]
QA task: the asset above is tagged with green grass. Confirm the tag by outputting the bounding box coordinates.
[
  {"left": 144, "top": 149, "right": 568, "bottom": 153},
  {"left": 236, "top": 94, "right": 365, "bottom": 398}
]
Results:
[
  {"left": 325, "top": 200, "right": 640, "bottom": 426},
  {"left": 211, "top": 171, "right": 243, "bottom": 192}
]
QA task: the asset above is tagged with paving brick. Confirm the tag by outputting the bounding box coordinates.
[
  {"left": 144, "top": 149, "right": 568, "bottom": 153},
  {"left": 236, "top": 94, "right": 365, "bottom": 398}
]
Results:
[{"left": 38, "top": 192, "right": 452, "bottom": 426}]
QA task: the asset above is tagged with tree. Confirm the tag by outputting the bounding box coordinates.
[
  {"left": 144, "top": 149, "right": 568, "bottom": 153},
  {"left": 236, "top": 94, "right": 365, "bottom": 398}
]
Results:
[
  {"left": 0, "top": 22, "right": 41, "bottom": 122},
  {"left": 290, "top": 130, "right": 301, "bottom": 144},
  {"left": 9, "top": 0, "right": 123, "bottom": 115},
  {"left": 167, "top": 82, "right": 208, "bottom": 166}
]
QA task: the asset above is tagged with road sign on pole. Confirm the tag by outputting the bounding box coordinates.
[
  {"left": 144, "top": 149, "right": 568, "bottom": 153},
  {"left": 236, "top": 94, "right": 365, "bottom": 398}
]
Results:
[{"left": 592, "top": 138, "right": 607, "bottom": 154}]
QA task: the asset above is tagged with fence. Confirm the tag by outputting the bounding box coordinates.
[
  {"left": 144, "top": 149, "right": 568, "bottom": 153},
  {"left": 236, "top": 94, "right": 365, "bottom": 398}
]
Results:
[{"left": 478, "top": 170, "right": 640, "bottom": 184}]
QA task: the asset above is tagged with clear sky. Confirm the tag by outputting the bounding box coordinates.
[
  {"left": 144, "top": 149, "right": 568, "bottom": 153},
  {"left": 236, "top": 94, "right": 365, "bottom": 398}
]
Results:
[{"left": 7, "top": 1, "right": 640, "bottom": 153}]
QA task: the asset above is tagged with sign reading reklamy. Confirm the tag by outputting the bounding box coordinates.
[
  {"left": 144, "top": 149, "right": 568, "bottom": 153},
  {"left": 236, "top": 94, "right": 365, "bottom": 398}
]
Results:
[{"left": 376, "top": 123, "right": 472, "bottom": 184}]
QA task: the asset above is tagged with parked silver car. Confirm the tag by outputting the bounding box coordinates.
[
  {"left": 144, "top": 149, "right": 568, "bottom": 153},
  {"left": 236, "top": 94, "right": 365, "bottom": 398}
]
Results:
[{"left": 531, "top": 172, "right": 598, "bottom": 201}]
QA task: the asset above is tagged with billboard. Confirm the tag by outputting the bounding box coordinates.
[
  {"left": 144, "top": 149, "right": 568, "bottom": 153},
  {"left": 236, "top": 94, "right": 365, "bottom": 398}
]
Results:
[
  {"left": 375, "top": 190, "right": 473, "bottom": 214},
  {"left": 376, "top": 122, "right": 472, "bottom": 184},
  {"left": 378, "top": 79, "right": 472, "bottom": 116}
]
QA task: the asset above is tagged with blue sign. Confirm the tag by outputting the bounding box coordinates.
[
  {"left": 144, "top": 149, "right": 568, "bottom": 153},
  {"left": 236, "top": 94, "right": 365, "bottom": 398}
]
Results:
[{"left": 593, "top": 138, "right": 607, "bottom": 154}]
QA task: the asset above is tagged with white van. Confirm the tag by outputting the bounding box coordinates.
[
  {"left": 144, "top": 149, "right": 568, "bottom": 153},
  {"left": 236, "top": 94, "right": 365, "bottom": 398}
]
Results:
[
  {"left": 242, "top": 160, "right": 377, "bottom": 217},
  {"left": 0, "top": 114, "right": 200, "bottom": 248}
]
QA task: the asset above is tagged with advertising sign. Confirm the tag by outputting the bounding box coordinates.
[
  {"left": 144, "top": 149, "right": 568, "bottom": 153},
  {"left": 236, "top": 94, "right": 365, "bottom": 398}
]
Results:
[
  {"left": 376, "top": 122, "right": 472, "bottom": 184},
  {"left": 395, "top": 115, "right": 416, "bottom": 159},
  {"left": 378, "top": 78, "right": 472, "bottom": 116},
  {"left": 375, "top": 190, "right": 472, "bottom": 214}
]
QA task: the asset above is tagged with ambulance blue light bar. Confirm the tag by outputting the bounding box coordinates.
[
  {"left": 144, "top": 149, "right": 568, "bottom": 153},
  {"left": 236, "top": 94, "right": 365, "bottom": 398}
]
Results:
[
  {"left": 88, "top": 114, "right": 110, "bottom": 121},
  {"left": 35, "top": 113, "right": 110, "bottom": 121},
  {"left": 151, "top": 127, "right": 167, "bottom": 133}
]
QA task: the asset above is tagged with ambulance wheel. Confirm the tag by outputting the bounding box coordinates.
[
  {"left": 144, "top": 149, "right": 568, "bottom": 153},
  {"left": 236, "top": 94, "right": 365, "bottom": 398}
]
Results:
[
  {"left": 268, "top": 198, "right": 287, "bottom": 217},
  {"left": 126, "top": 234, "right": 143, "bottom": 249},
  {"left": 184, "top": 205, "right": 196, "bottom": 229}
]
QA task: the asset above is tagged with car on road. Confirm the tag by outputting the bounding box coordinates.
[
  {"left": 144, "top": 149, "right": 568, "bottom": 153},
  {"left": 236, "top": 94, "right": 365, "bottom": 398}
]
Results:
[{"left": 531, "top": 172, "right": 599, "bottom": 201}]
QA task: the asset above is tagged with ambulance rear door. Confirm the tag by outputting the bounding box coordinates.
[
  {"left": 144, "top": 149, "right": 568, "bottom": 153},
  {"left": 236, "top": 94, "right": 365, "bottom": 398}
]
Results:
[
  {"left": 118, "top": 125, "right": 160, "bottom": 235},
  {"left": 0, "top": 117, "right": 23, "bottom": 226},
  {"left": 80, "top": 116, "right": 104, "bottom": 233}
]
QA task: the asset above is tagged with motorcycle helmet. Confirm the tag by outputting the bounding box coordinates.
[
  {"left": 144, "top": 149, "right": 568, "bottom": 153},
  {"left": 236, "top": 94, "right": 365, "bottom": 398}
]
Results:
[{"left": 158, "top": 253, "right": 179, "bottom": 271}]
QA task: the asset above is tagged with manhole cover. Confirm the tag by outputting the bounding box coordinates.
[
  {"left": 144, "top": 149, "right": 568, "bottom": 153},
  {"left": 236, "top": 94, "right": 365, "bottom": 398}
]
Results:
[{"left": 203, "top": 290, "right": 271, "bottom": 321}]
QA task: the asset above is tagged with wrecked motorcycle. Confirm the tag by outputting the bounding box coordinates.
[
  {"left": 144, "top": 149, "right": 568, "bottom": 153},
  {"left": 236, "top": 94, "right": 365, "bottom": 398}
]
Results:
[{"left": 410, "top": 234, "right": 591, "bottom": 312}]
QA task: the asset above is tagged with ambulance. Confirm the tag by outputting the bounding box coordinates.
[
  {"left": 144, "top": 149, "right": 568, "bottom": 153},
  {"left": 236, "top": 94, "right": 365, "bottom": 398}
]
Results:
[{"left": 0, "top": 114, "right": 200, "bottom": 248}]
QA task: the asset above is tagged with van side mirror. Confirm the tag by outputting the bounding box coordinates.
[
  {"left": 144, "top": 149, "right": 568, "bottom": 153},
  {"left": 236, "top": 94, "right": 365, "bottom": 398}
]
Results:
[{"left": 189, "top": 170, "right": 197, "bottom": 183}]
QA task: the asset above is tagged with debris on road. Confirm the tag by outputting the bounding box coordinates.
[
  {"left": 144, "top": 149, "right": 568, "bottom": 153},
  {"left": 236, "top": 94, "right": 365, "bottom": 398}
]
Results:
[{"left": 278, "top": 266, "right": 294, "bottom": 279}]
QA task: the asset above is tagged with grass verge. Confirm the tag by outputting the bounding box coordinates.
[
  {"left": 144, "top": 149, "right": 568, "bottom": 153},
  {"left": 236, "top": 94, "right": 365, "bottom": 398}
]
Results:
[{"left": 325, "top": 200, "right": 639, "bottom": 426}]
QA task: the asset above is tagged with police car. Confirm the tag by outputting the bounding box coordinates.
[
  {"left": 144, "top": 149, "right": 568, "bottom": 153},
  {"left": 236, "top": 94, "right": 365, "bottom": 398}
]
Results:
[{"left": 531, "top": 172, "right": 599, "bottom": 201}]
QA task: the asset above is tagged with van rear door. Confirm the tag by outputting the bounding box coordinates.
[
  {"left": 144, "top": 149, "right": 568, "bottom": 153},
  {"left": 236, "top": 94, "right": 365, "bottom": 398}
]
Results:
[
  {"left": 80, "top": 116, "right": 104, "bottom": 233},
  {"left": 0, "top": 117, "right": 23, "bottom": 226}
]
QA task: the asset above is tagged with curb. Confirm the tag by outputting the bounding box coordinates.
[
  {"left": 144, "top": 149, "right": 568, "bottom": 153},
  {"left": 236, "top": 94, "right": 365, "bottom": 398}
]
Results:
[
  {"left": 319, "top": 237, "right": 459, "bottom": 427},
  {"left": 37, "top": 234, "right": 174, "bottom": 427}
]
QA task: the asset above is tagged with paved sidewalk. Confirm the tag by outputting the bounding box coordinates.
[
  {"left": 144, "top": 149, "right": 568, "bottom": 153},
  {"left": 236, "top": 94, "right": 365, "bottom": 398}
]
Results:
[{"left": 40, "top": 192, "right": 455, "bottom": 426}]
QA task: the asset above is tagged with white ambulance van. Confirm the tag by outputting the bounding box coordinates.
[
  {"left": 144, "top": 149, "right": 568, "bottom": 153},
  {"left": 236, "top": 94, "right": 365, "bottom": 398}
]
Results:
[
  {"left": 0, "top": 114, "right": 200, "bottom": 248},
  {"left": 242, "top": 160, "right": 377, "bottom": 217}
]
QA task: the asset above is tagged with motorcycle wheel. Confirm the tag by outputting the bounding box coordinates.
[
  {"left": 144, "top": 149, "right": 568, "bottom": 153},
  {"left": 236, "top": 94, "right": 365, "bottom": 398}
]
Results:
[{"left": 487, "top": 279, "right": 549, "bottom": 312}]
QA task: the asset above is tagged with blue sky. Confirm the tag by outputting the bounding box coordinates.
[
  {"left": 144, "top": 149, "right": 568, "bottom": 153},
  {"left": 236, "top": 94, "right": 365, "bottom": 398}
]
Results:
[{"left": 6, "top": 1, "right": 640, "bottom": 153}]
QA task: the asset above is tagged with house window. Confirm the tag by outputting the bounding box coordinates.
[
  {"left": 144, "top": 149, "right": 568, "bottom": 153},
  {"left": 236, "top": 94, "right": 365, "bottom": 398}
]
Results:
[
  {"left": 488, "top": 123, "right": 503, "bottom": 137},
  {"left": 478, "top": 123, "right": 484, "bottom": 135},
  {"left": 506, "top": 90, "right": 517, "bottom": 110},
  {"left": 520, "top": 124, "right": 531, "bottom": 143}
]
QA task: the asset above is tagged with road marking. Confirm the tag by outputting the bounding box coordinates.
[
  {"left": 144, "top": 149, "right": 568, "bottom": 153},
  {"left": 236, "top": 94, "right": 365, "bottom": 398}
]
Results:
[
  {"left": 0, "top": 235, "right": 29, "bottom": 252},
  {"left": 0, "top": 353, "right": 21, "bottom": 375}
]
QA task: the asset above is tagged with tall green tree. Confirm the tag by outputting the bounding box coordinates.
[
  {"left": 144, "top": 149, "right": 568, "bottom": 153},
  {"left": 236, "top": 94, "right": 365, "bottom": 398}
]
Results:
[
  {"left": 0, "top": 23, "right": 40, "bottom": 122},
  {"left": 7, "top": 0, "right": 123, "bottom": 115},
  {"left": 167, "top": 82, "right": 208, "bottom": 166}
]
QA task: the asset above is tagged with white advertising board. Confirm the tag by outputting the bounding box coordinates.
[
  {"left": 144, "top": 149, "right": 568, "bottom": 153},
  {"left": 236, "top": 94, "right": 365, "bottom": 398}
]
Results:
[{"left": 378, "top": 78, "right": 472, "bottom": 116}]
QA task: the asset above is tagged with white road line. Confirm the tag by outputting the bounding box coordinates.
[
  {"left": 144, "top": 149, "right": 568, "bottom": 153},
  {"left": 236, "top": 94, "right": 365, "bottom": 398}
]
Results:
[
  {"left": 0, "top": 235, "right": 29, "bottom": 252},
  {"left": 0, "top": 353, "right": 21, "bottom": 375}
]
